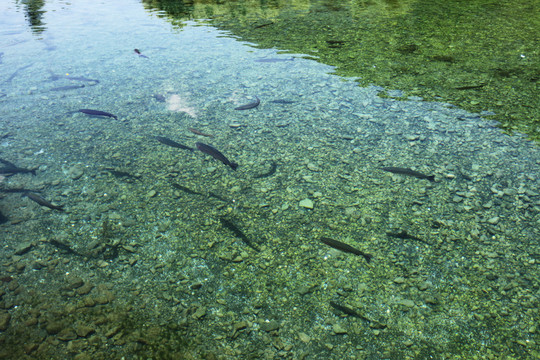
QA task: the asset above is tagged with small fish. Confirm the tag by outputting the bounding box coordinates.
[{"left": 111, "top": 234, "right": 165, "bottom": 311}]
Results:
[
  {"left": 271, "top": 99, "right": 295, "bottom": 104},
  {"left": 134, "top": 49, "right": 148, "bottom": 58},
  {"left": 102, "top": 168, "right": 138, "bottom": 180},
  {"left": 387, "top": 230, "right": 429, "bottom": 244},
  {"left": 79, "top": 109, "right": 118, "bottom": 120},
  {"left": 0, "top": 158, "right": 36, "bottom": 176},
  {"left": 4, "top": 64, "right": 32, "bottom": 84},
  {"left": 196, "top": 142, "right": 238, "bottom": 170},
  {"left": 234, "top": 96, "right": 260, "bottom": 110},
  {"left": 153, "top": 94, "right": 166, "bottom": 102},
  {"left": 208, "top": 191, "right": 228, "bottom": 202},
  {"left": 253, "top": 21, "right": 274, "bottom": 29},
  {"left": 320, "top": 237, "right": 372, "bottom": 263},
  {"left": 381, "top": 167, "right": 435, "bottom": 182},
  {"left": 155, "top": 136, "right": 194, "bottom": 151},
  {"left": 50, "top": 84, "right": 85, "bottom": 91},
  {"left": 171, "top": 183, "right": 203, "bottom": 196},
  {"left": 330, "top": 302, "right": 370, "bottom": 321},
  {"left": 189, "top": 128, "right": 213, "bottom": 137},
  {"left": 455, "top": 84, "right": 485, "bottom": 90},
  {"left": 220, "top": 217, "right": 259, "bottom": 252},
  {"left": 49, "top": 239, "right": 81, "bottom": 255},
  {"left": 25, "top": 192, "right": 64, "bottom": 211},
  {"left": 47, "top": 71, "right": 99, "bottom": 83}
]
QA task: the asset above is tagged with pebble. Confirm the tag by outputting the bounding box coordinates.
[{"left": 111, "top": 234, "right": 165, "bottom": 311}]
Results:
[
  {"left": 298, "top": 332, "right": 311, "bottom": 342},
  {"left": 147, "top": 189, "right": 157, "bottom": 198},
  {"left": 0, "top": 312, "right": 10, "bottom": 331},
  {"left": 46, "top": 321, "right": 64, "bottom": 335},
  {"left": 67, "top": 276, "right": 84, "bottom": 289},
  {"left": 299, "top": 198, "right": 314, "bottom": 209},
  {"left": 307, "top": 163, "right": 321, "bottom": 171},
  {"left": 398, "top": 299, "right": 415, "bottom": 308},
  {"left": 418, "top": 281, "right": 432, "bottom": 291},
  {"left": 487, "top": 216, "right": 499, "bottom": 224},
  {"left": 193, "top": 306, "right": 206, "bottom": 319},
  {"left": 68, "top": 165, "right": 84, "bottom": 180},
  {"left": 75, "top": 325, "right": 95, "bottom": 338},
  {"left": 333, "top": 324, "right": 347, "bottom": 334},
  {"left": 58, "top": 328, "right": 78, "bottom": 341},
  {"left": 260, "top": 320, "right": 280, "bottom": 332}
]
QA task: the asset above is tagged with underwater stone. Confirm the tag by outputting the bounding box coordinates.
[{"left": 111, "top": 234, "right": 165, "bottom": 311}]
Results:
[
  {"left": 0, "top": 312, "right": 10, "bottom": 331},
  {"left": 260, "top": 320, "right": 280, "bottom": 332},
  {"left": 299, "top": 198, "right": 314, "bottom": 209},
  {"left": 333, "top": 323, "right": 348, "bottom": 334}
]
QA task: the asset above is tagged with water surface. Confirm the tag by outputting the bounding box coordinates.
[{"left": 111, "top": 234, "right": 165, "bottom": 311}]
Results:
[{"left": 0, "top": 0, "right": 538, "bottom": 359}]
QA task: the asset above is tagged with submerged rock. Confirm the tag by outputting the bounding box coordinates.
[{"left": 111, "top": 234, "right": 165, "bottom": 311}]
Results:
[{"left": 299, "top": 198, "right": 314, "bottom": 209}]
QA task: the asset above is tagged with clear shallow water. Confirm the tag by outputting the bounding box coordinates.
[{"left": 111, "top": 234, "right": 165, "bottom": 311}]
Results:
[{"left": 0, "top": 0, "right": 539, "bottom": 359}]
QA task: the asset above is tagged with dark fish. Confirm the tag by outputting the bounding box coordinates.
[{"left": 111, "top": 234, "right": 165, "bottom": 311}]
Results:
[
  {"left": 171, "top": 183, "right": 203, "bottom": 196},
  {"left": 196, "top": 142, "right": 238, "bottom": 170},
  {"left": 47, "top": 71, "right": 99, "bottom": 83},
  {"left": 387, "top": 230, "right": 430, "bottom": 244},
  {"left": 79, "top": 109, "right": 118, "bottom": 120},
  {"left": 208, "top": 191, "right": 228, "bottom": 202},
  {"left": 220, "top": 217, "right": 259, "bottom": 252},
  {"left": 0, "top": 158, "right": 36, "bottom": 176},
  {"left": 0, "top": 166, "right": 36, "bottom": 176},
  {"left": 320, "top": 237, "right": 372, "bottom": 263},
  {"left": 234, "top": 96, "right": 260, "bottom": 110},
  {"left": 50, "top": 84, "right": 85, "bottom": 91},
  {"left": 330, "top": 302, "right": 369, "bottom": 321},
  {"left": 153, "top": 94, "right": 166, "bottom": 102},
  {"left": 254, "top": 58, "right": 294, "bottom": 63},
  {"left": 134, "top": 49, "right": 148, "bottom": 58},
  {"left": 102, "top": 168, "right": 138, "bottom": 180},
  {"left": 189, "top": 128, "right": 213, "bottom": 137},
  {"left": 253, "top": 21, "right": 274, "bottom": 29},
  {"left": 271, "top": 99, "right": 295, "bottom": 104},
  {"left": 455, "top": 84, "right": 485, "bottom": 90},
  {"left": 381, "top": 167, "right": 435, "bottom": 182},
  {"left": 155, "top": 136, "right": 194, "bottom": 151},
  {"left": 0, "top": 188, "right": 40, "bottom": 194},
  {"left": 49, "top": 239, "right": 80, "bottom": 256},
  {"left": 4, "top": 64, "right": 32, "bottom": 84},
  {"left": 253, "top": 161, "right": 277, "bottom": 179},
  {"left": 25, "top": 192, "right": 64, "bottom": 211}
]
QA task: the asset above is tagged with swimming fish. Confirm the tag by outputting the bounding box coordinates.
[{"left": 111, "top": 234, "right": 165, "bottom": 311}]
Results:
[
  {"left": 0, "top": 158, "right": 36, "bottom": 176},
  {"left": 134, "top": 49, "right": 148, "bottom": 58},
  {"left": 79, "top": 109, "right": 118, "bottom": 120},
  {"left": 220, "top": 217, "right": 259, "bottom": 252},
  {"left": 50, "top": 84, "right": 85, "bottom": 91},
  {"left": 189, "top": 128, "right": 213, "bottom": 137},
  {"left": 155, "top": 136, "right": 194, "bottom": 151},
  {"left": 381, "top": 167, "right": 435, "bottom": 182},
  {"left": 320, "top": 237, "right": 372, "bottom": 263},
  {"left": 25, "top": 192, "right": 64, "bottom": 211},
  {"left": 235, "top": 96, "right": 260, "bottom": 110},
  {"left": 196, "top": 142, "right": 238, "bottom": 170}
]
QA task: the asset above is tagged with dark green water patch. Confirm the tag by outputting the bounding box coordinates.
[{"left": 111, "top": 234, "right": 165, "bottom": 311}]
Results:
[{"left": 147, "top": 0, "right": 540, "bottom": 142}]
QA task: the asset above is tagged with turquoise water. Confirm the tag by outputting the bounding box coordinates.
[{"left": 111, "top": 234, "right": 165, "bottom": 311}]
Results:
[{"left": 0, "top": 0, "right": 538, "bottom": 359}]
